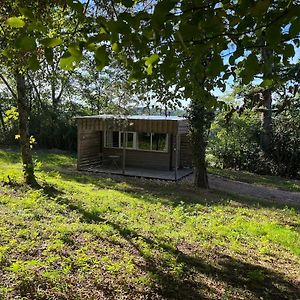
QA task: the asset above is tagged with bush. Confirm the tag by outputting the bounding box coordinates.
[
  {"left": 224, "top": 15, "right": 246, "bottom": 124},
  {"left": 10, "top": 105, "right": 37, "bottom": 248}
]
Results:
[
  {"left": 0, "top": 102, "right": 88, "bottom": 152},
  {"left": 30, "top": 102, "right": 87, "bottom": 151},
  {"left": 271, "top": 105, "right": 300, "bottom": 178},
  {"left": 208, "top": 106, "right": 300, "bottom": 179}
]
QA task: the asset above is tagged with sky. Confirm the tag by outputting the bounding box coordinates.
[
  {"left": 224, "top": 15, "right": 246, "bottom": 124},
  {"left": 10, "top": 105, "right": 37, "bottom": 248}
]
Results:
[{"left": 212, "top": 45, "right": 300, "bottom": 99}]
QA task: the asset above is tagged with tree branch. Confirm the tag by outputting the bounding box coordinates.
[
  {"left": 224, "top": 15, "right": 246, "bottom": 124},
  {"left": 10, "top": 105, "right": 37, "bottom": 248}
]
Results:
[{"left": 0, "top": 73, "right": 17, "bottom": 100}]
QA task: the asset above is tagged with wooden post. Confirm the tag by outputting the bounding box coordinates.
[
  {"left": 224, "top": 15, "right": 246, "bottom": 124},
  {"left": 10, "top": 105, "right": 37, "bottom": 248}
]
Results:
[
  {"left": 174, "top": 133, "right": 180, "bottom": 181},
  {"left": 122, "top": 131, "right": 127, "bottom": 175},
  {"left": 169, "top": 134, "right": 173, "bottom": 171},
  {"left": 77, "top": 120, "right": 81, "bottom": 171}
]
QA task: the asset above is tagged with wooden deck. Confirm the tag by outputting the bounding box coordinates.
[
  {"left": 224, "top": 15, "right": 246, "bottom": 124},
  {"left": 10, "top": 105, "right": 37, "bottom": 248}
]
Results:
[{"left": 80, "top": 166, "right": 193, "bottom": 181}]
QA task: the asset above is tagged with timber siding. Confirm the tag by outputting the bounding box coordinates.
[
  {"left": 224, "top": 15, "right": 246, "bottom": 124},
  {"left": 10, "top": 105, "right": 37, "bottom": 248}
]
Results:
[
  {"left": 76, "top": 116, "right": 184, "bottom": 134},
  {"left": 76, "top": 115, "right": 193, "bottom": 174},
  {"left": 77, "top": 130, "right": 102, "bottom": 169},
  {"left": 180, "top": 134, "right": 193, "bottom": 167},
  {"left": 103, "top": 148, "right": 170, "bottom": 170}
]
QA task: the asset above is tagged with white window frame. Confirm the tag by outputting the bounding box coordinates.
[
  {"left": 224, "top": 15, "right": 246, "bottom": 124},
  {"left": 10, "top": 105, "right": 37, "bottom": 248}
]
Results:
[
  {"left": 104, "top": 130, "right": 120, "bottom": 148},
  {"left": 104, "top": 131, "right": 168, "bottom": 153},
  {"left": 136, "top": 132, "right": 169, "bottom": 153},
  {"left": 104, "top": 131, "right": 137, "bottom": 149},
  {"left": 119, "top": 131, "right": 137, "bottom": 149}
]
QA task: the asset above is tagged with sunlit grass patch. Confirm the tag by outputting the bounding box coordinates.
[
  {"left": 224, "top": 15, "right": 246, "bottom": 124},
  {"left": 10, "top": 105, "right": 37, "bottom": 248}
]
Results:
[{"left": 0, "top": 148, "right": 299, "bottom": 299}]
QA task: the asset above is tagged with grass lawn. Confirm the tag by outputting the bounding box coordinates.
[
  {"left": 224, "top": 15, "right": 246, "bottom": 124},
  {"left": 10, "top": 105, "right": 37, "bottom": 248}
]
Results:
[
  {"left": 209, "top": 167, "right": 300, "bottom": 192},
  {"left": 0, "top": 148, "right": 299, "bottom": 300}
]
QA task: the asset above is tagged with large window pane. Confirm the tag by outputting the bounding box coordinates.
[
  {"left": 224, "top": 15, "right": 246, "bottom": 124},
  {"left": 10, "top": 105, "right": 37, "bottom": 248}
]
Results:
[
  {"left": 152, "top": 133, "right": 167, "bottom": 151},
  {"left": 112, "top": 131, "right": 119, "bottom": 148},
  {"left": 127, "top": 133, "right": 134, "bottom": 148},
  {"left": 138, "top": 133, "right": 151, "bottom": 150},
  {"left": 120, "top": 132, "right": 134, "bottom": 148}
]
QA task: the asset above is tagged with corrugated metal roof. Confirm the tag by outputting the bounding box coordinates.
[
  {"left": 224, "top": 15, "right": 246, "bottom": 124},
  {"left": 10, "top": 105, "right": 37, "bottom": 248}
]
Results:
[{"left": 75, "top": 114, "right": 187, "bottom": 121}]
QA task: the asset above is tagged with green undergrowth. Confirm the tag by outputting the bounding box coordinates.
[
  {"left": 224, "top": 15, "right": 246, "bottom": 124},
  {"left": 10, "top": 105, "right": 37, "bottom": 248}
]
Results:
[
  {"left": 0, "top": 148, "right": 299, "bottom": 300},
  {"left": 209, "top": 167, "right": 300, "bottom": 192}
]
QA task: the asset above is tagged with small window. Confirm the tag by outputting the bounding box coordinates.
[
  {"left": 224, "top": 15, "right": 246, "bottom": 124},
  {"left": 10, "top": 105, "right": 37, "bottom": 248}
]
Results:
[
  {"left": 120, "top": 132, "right": 135, "bottom": 148},
  {"left": 137, "top": 133, "right": 151, "bottom": 150},
  {"left": 112, "top": 131, "right": 119, "bottom": 148},
  {"left": 105, "top": 131, "right": 119, "bottom": 148},
  {"left": 152, "top": 133, "right": 167, "bottom": 151}
]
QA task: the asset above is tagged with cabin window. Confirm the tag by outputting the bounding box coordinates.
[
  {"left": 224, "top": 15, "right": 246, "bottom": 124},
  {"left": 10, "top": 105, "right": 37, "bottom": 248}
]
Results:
[
  {"left": 137, "top": 132, "right": 168, "bottom": 152},
  {"left": 120, "top": 132, "right": 135, "bottom": 148},
  {"left": 112, "top": 131, "right": 119, "bottom": 148},
  {"left": 152, "top": 133, "right": 168, "bottom": 151},
  {"left": 137, "top": 133, "right": 151, "bottom": 150},
  {"left": 105, "top": 131, "right": 116, "bottom": 148},
  {"left": 105, "top": 131, "right": 120, "bottom": 148},
  {"left": 104, "top": 131, "right": 168, "bottom": 152},
  {"left": 105, "top": 131, "right": 136, "bottom": 149}
]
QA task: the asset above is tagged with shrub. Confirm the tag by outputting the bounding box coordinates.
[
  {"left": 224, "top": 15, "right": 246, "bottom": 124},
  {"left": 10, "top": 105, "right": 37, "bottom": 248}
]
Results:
[{"left": 208, "top": 106, "right": 300, "bottom": 179}]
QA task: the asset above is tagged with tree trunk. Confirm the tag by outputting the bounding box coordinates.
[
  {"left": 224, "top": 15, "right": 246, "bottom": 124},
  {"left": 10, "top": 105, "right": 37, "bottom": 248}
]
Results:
[
  {"left": 0, "top": 105, "right": 6, "bottom": 132},
  {"left": 261, "top": 47, "right": 273, "bottom": 155},
  {"left": 193, "top": 138, "right": 209, "bottom": 188},
  {"left": 261, "top": 88, "right": 272, "bottom": 154},
  {"left": 15, "top": 72, "right": 38, "bottom": 187},
  {"left": 189, "top": 99, "right": 213, "bottom": 189}
]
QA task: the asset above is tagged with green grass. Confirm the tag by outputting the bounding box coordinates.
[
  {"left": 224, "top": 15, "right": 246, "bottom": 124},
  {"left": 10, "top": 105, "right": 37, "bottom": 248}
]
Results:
[
  {"left": 209, "top": 167, "right": 300, "bottom": 192},
  {"left": 0, "top": 148, "right": 299, "bottom": 300}
]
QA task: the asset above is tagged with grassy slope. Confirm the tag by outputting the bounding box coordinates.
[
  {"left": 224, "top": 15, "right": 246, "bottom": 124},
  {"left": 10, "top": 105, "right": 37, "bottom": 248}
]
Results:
[
  {"left": 0, "top": 149, "right": 299, "bottom": 300},
  {"left": 209, "top": 167, "right": 300, "bottom": 192}
]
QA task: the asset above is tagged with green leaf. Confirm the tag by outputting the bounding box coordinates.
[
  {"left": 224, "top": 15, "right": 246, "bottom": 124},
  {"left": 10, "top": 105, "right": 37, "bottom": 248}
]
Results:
[
  {"left": 66, "top": 0, "right": 84, "bottom": 14},
  {"left": 265, "top": 24, "right": 281, "bottom": 47},
  {"left": 152, "top": 0, "right": 176, "bottom": 28},
  {"left": 251, "top": 0, "right": 270, "bottom": 16},
  {"left": 121, "top": 0, "right": 134, "bottom": 8},
  {"left": 207, "top": 55, "right": 223, "bottom": 77},
  {"left": 290, "top": 17, "right": 300, "bottom": 37},
  {"left": 261, "top": 78, "right": 273, "bottom": 87},
  {"left": 15, "top": 36, "right": 36, "bottom": 51},
  {"left": 238, "top": 53, "right": 259, "bottom": 84},
  {"left": 59, "top": 51, "right": 80, "bottom": 70},
  {"left": 19, "top": 7, "right": 34, "bottom": 18},
  {"left": 45, "top": 48, "right": 54, "bottom": 64},
  {"left": 28, "top": 55, "right": 40, "bottom": 71},
  {"left": 68, "top": 44, "right": 82, "bottom": 59},
  {"left": 244, "top": 53, "right": 259, "bottom": 75},
  {"left": 229, "top": 55, "right": 235, "bottom": 65},
  {"left": 2, "top": 48, "right": 13, "bottom": 58},
  {"left": 144, "top": 54, "right": 159, "bottom": 75},
  {"left": 6, "top": 17, "right": 25, "bottom": 28},
  {"left": 112, "top": 43, "right": 119, "bottom": 52},
  {"left": 86, "top": 42, "right": 97, "bottom": 51},
  {"left": 27, "top": 21, "right": 47, "bottom": 32},
  {"left": 146, "top": 65, "right": 153, "bottom": 75},
  {"left": 95, "top": 47, "right": 109, "bottom": 70},
  {"left": 283, "top": 44, "right": 295, "bottom": 59},
  {"left": 144, "top": 54, "right": 159, "bottom": 66},
  {"left": 41, "top": 38, "right": 63, "bottom": 48}
]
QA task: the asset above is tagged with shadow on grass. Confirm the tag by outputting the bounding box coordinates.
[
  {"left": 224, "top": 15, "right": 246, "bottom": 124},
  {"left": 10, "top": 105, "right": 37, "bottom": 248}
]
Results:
[
  {"left": 52, "top": 194, "right": 300, "bottom": 300},
  {"left": 56, "top": 169, "right": 300, "bottom": 211},
  {"left": 0, "top": 149, "right": 21, "bottom": 164}
]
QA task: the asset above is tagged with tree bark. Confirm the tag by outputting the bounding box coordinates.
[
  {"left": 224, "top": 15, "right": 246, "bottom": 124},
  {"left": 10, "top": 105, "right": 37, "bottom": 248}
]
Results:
[
  {"left": 261, "top": 88, "right": 272, "bottom": 154},
  {"left": 189, "top": 99, "right": 213, "bottom": 189},
  {"left": 0, "top": 105, "right": 6, "bottom": 132},
  {"left": 261, "top": 47, "right": 273, "bottom": 155},
  {"left": 15, "top": 72, "right": 38, "bottom": 187}
]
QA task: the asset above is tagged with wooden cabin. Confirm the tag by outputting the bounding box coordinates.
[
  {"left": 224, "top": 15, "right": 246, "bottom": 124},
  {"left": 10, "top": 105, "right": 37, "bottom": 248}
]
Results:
[{"left": 75, "top": 115, "right": 193, "bottom": 180}]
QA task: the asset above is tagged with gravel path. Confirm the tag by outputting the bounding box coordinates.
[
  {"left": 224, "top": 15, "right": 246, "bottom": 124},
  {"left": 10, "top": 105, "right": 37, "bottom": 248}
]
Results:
[{"left": 207, "top": 174, "right": 300, "bottom": 206}]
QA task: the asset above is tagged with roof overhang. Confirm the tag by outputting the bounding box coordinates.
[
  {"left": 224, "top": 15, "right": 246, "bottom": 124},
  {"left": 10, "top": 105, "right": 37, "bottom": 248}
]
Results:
[{"left": 75, "top": 115, "right": 189, "bottom": 134}]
